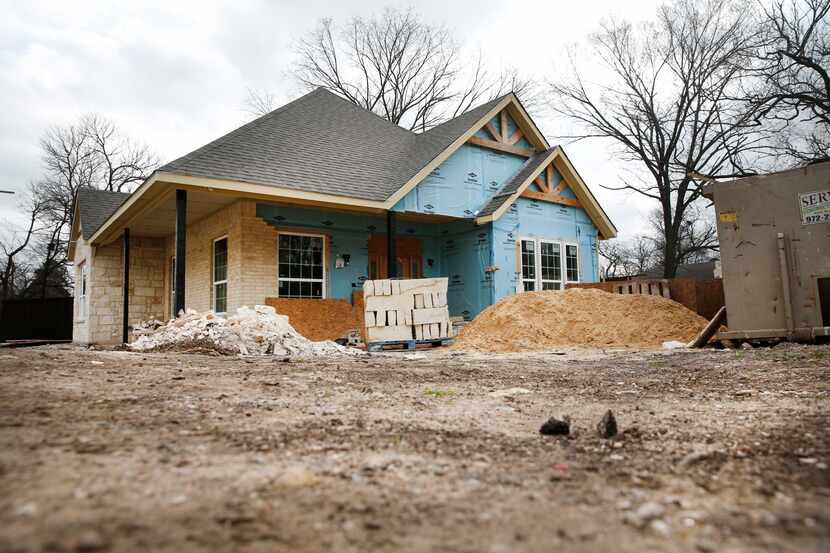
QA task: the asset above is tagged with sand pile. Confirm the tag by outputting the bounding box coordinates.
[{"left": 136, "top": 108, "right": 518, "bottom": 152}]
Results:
[
  {"left": 453, "top": 288, "right": 709, "bottom": 351},
  {"left": 130, "top": 305, "right": 359, "bottom": 356}
]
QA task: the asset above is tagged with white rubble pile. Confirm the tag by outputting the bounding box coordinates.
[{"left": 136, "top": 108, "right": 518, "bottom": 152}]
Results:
[{"left": 130, "top": 305, "right": 358, "bottom": 356}]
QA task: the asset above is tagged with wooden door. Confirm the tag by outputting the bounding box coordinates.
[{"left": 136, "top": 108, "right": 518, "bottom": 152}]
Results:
[{"left": 368, "top": 236, "right": 423, "bottom": 279}]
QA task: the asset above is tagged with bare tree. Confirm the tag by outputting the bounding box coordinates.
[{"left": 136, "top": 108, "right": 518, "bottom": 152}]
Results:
[
  {"left": 0, "top": 191, "right": 45, "bottom": 321},
  {"left": 243, "top": 87, "right": 280, "bottom": 118},
  {"left": 648, "top": 205, "right": 719, "bottom": 267},
  {"left": 749, "top": 0, "right": 830, "bottom": 163},
  {"left": 31, "top": 115, "right": 158, "bottom": 297},
  {"left": 598, "top": 235, "right": 658, "bottom": 279},
  {"left": 549, "top": 0, "right": 766, "bottom": 277},
  {"left": 289, "top": 8, "right": 541, "bottom": 130}
]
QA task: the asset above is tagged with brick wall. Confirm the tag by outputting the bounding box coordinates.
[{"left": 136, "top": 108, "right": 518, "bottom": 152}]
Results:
[{"left": 162, "top": 199, "right": 279, "bottom": 315}]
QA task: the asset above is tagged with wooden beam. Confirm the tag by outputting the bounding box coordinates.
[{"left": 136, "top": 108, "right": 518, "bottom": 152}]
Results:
[
  {"left": 508, "top": 128, "right": 524, "bottom": 145},
  {"left": 484, "top": 121, "right": 501, "bottom": 142},
  {"left": 553, "top": 177, "right": 568, "bottom": 194},
  {"left": 546, "top": 165, "right": 553, "bottom": 189},
  {"left": 500, "top": 110, "right": 508, "bottom": 142},
  {"left": 467, "top": 135, "right": 534, "bottom": 157},
  {"left": 534, "top": 175, "right": 549, "bottom": 193},
  {"left": 520, "top": 189, "right": 582, "bottom": 207}
]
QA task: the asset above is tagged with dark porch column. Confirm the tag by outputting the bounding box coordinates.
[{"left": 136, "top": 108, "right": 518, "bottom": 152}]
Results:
[
  {"left": 122, "top": 227, "right": 130, "bottom": 344},
  {"left": 174, "top": 189, "right": 187, "bottom": 316},
  {"left": 386, "top": 210, "right": 397, "bottom": 278}
]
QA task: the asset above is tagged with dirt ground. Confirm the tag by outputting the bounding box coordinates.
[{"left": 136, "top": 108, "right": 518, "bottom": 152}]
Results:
[{"left": 0, "top": 344, "right": 828, "bottom": 553}]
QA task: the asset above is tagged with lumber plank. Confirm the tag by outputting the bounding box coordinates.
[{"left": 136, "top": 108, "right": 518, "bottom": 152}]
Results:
[
  {"left": 365, "top": 311, "right": 376, "bottom": 327},
  {"left": 414, "top": 294, "right": 425, "bottom": 309},
  {"left": 484, "top": 121, "right": 501, "bottom": 142},
  {"left": 467, "top": 135, "right": 534, "bottom": 157},
  {"left": 508, "top": 128, "right": 524, "bottom": 145},
  {"left": 391, "top": 280, "right": 401, "bottom": 296},
  {"left": 363, "top": 280, "right": 375, "bottom": 297},
  {"left": 423, "top": 293, "right": 434, "bottom": 308}
]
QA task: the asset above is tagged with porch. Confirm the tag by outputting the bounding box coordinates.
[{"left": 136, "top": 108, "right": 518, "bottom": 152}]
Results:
[{"left": 82, "top": 186, "right": 496, "bottom": 343}]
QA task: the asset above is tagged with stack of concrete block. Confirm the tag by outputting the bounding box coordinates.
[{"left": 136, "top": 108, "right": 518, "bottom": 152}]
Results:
[{"left": 363, "top": 278, "right": 451, "bottom": 343}]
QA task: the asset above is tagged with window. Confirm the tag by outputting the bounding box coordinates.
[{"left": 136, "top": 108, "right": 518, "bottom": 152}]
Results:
[
  {"left": 213, "top": 238, "right": 228, "bottom": 313},
  {"left": 519, "top": 238, "right": 579, "bottom": 291},
  {"left": 540, "top": 241, "right": 562, "bottom": 290},
  {"left": 77, "top": 262, "right": 87, "bottom": 319},
  {"left": 566, "top": 244, "right": 579, "bottom": 282},
  {"left": 520, "top": 239, "right": 536, "bottom": 291},
  {"left": 278, "top": 233, "right": 324, "bottom": 298}
]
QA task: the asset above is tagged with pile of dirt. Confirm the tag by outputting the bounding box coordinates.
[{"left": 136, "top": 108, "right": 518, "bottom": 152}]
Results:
[
  {"left": 130, "top": 305, "right": 358, "bottom": 356},
  {"left": 453, "top": 288, "right": 709, "bottom": 351}
]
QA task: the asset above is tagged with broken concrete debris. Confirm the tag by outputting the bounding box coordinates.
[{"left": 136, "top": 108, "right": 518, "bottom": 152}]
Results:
[
  {"left": 539, "top": 416, "right": 571, "bottom": 436},
  {"left": 131, "top": 305, "right": 359, "bottom": 356},
  {"left": 597, "top": 410, "right": 618, "bottom": 438}
]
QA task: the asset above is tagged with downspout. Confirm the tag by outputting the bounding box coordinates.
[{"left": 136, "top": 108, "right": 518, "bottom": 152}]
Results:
[{"left": 777, "top": 232, "right": 794, "bottom": 340}]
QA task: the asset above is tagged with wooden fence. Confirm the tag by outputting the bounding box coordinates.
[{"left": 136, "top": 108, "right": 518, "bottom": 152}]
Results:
[
  {"left": 0, "top": 297, "right": 74, "bottom": 342},
  {"left": 567, "top": 278, "right": 725, "bottom": 320}
]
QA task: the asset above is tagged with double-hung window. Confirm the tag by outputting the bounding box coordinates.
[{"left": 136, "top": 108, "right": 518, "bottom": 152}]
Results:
[
  {"left": 540, "top": 241, "right": 562, "bottom": 290},
  {"left": 520, "top": 239, "right": 537, "bottom": 291},
  {"left": 519, "top": 238, "right": 579, "bottom": 292},
  {"left": 565, "top": 244, "right": 579, "bottom": 283},
  {"left": 278, "top": 233, "right": 325, "bottom": 298},
  {"left": 213, "top": 237, "right": 228, "bottom": 313}
]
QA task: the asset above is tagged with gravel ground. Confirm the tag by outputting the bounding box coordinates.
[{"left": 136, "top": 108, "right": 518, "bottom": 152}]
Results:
[{"left": 0, "top": 343, "right": 828, "bottom": 553}]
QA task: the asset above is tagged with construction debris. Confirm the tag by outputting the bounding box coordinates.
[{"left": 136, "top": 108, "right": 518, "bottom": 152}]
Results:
[
  {"left": 130, "top": 305, "right": 358, "bottom": 356},
  {"left": 453, "top": 289, "right": 710, "bottom": 351}
]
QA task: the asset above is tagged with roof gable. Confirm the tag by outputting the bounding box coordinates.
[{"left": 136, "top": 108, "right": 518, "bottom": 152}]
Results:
[
  {"left": 74, "top": 189, "right": 131, "bottom": 240},
  {"left": 475, "top": 147, "right": 617, "bottom": 239}
]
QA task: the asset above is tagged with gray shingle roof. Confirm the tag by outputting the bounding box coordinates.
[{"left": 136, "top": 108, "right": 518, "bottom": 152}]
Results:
[
  {"left": 75, "top": 189, "right": 130, "bottom": 239},
  {"left": 160, "top": 88, "right": 510, "bottom": 202},
  {"left": 476, "top": 147, "right": 557, "bottom": 217}
]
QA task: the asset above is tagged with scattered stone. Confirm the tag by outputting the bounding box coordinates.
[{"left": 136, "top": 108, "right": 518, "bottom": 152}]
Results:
[
  {"left": 539, "top": 416, "right": 570, "bottom": 436},
  {"left": 277, "top": 465, "right": 318, "bottom": 487},
  {"left": 624, "top": 501, "right": 666, "bottom": 529},
  {"left": 74, "top": 530, "right": 107, "bottom": 552},
  {"left": 649, "top": 519, "right": 672, "bottom": 538},
  {"left": 131, "top": 305, "right": 360, "bottom": 357},
  {"left": 678, "top": 449, "right": 718, "bottom": 468},
  {"left": 489, "top": 387, "right": 531, "bottom": 398},
  {"left": 597, "top": 410, "right": 618, "bottom": 438},
  {"left": 798, "top": 457, "right": 818, "bottom": 465},
  {"left": 696, "top": 541, "right": 716, "bottom": 553},
  {"left": 14, "top": 502, "right": 37, "bottom": 518},
  {"left": 741, "top": 342, "right": 753, "bottom": 350}
]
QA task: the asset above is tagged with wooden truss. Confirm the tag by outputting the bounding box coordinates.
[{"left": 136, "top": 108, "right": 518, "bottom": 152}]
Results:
[
  {"left": 521, "top": 163, "right": 581, "bottom": 208},
  {"left": 466, "top": 108, "right": 535, "bottom": 157}
]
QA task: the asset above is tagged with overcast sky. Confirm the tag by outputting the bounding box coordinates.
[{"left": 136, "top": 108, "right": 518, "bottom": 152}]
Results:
[{"left": 0, "top": 0, "right": 664, "bottom": 239}]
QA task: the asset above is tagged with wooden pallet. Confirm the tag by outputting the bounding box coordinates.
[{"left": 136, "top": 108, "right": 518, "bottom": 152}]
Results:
[{"left": 367, "top": 338, "right": 454, "bottom": 352}]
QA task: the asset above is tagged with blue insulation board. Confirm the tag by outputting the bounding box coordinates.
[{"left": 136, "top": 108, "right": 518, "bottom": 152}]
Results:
[
  {"left": 392, "top": 143, "right": 526, "bottom": 218},
  {"left": 491, "top": 197, "right": 599, "bottom": 303}
]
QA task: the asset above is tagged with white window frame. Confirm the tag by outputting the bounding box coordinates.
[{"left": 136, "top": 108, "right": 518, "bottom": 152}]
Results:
[
  {"left": 212, "top": 236, "right": 229, "bottom": 314},
  {"left": 539, "top": 239, "right": 563, "bottom": 290},
  {"left": 276, "top": 231, "right": 326, "bottom": 299},
  {"left": 77, "top": 262, "right": 88, "bottom": 320},
  {"left": 564, "top": 242, "right": 580, "bottom": 283},
  {"left": 518, "top": 237, "right": 580, "bottom": 292},
  {"left": 519, "top": 238, "right": 538, "bottom": 292}
]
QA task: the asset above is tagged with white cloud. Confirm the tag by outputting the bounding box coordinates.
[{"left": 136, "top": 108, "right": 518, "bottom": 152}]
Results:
[{"left": 0, "top": 0, "right": 663, "bottom": 239}]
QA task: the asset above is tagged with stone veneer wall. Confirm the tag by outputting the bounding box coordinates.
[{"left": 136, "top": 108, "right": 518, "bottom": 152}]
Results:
[
  {"left": 74, "top": 198, "right": 280, "bottom": 344},
  {"left": 72, "top": 235, "right": 166, "bottom": 344},
  {"left": 162, "top": 199, "right": 279, "bottom": 316}
]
